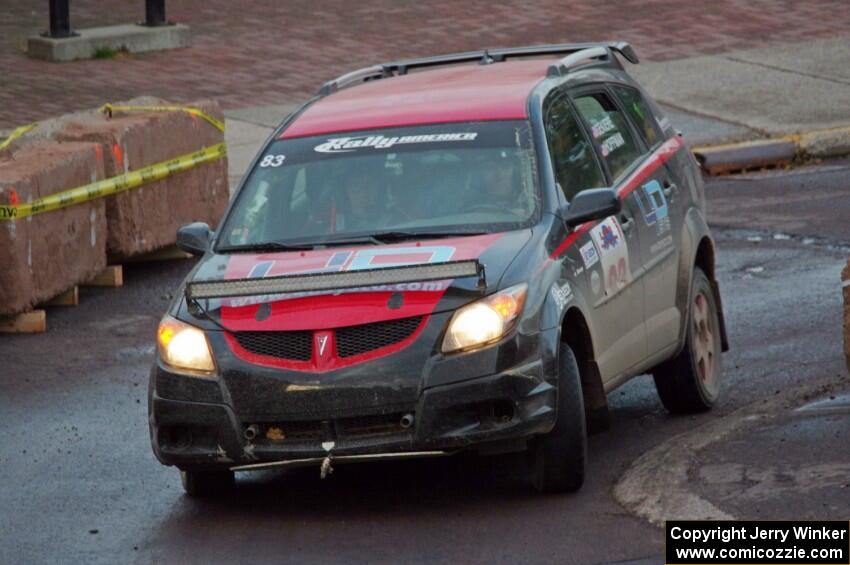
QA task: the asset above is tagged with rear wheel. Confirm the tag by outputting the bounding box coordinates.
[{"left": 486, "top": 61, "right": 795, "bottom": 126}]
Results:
[
  {"left": 529, "top": 342, "right": 587, "bottom": 493},
  {"left": 653, "top": 267, "right": 723, "bottom": 413},
  {"left": 180, "top": 469, "right": 234, "bottom": 497}
]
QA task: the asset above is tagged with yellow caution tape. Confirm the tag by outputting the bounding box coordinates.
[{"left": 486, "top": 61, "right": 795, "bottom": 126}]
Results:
[
  {"left": 0, "top": 103, "right": 227, "bottom": 220},
  {"left": 0, "top": 123, "right": 38, "bottom": 151},
  {"left": 0, "top": 142, "right": 226, "bottom": 221},
  {"left": 98, "top": 103, "right": 226, "bottom": 133}
]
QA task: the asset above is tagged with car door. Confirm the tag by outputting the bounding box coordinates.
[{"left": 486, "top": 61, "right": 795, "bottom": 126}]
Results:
[
  {"left": 609, "top": 84, "right": 682, "bottom": 356},
  {"left": 547, "top": 89, "right": 646, "bottom": 382}
]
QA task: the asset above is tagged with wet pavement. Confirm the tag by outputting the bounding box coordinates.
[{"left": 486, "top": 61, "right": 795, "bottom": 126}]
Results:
[
  {"left": 692, "top": 392, "right": 850, "bottom": 520},
  {"left": 705, "top": 159, "right": 850, "bottom": 242},
  {"left": 1, "top": 163, "right": 848, "bottom": 564}
]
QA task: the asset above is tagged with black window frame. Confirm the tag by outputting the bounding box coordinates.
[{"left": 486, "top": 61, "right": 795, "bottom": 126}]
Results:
[
  {"left": 567, "top": 84, "right": 651, "bottom": 186},
  {"left": 541, "top": 88, "right": 608, "bottom": 204},
  {"left": 607, "top": 83, "right": 666, "bottom": 152}
]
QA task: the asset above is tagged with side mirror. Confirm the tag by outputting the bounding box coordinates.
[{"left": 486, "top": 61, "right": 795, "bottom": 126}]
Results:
[
  {"left": 176, "top": 222, "right": 213, "bottom": 256},
  {"left": 562, "top": 188, "right": 621, "bottom": 228}
]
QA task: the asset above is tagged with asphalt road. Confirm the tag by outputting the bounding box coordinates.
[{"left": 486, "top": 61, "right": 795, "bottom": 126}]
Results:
[{"left": 1, "top": 161, "right": 848, "bottom": 565}]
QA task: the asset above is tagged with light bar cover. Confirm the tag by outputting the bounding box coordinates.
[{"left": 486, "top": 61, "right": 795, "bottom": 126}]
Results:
[{"left": 186, "top": 260, "right": 483, "bottom": 300}]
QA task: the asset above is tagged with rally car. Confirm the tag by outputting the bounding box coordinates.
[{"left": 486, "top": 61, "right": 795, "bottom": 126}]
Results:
[{"left": 150, "top": 41, "right": 729, "bottom": 496}]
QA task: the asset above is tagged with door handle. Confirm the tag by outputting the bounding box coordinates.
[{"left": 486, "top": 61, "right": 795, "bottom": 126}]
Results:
[
  {"left": 619, "top": 216, "right": 635, "bottom": 233},
  {"left": 663, "top": 180, "right": 677, "bottom": 198}
]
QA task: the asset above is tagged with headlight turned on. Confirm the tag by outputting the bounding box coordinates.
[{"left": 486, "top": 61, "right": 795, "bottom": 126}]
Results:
[
  {"left": 157, "top": 315, "right": 216, "bottom": 375},
  {"left": 442, "top": 283, "right": 528, "bottom": 353}
]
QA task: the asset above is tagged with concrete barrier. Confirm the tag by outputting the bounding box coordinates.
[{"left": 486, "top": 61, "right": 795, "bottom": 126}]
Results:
[
  {"left": 56, "top": 98, "right": 229, "bottom": 260},
  {"left": 0, "top": 142, "right": 106, "bottom": 316},
  {"left": 843, "top": 259, "right": 850, "bottom": 374}
]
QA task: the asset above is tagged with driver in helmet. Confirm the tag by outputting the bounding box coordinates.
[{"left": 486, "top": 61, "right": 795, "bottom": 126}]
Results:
[
  {"left": 340, "top": 170, "right": 389, "bottom": 231},
  {"left": 470, "top": 152, "right": 530, "bottom": 217}
]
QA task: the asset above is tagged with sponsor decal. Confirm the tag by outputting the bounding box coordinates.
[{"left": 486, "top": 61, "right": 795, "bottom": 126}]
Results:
[
  {"left": 219, "top": 232, "right": 503, "bottom": 334},
  {"left": 222, "top": 245, "right": 457, "bottom": 307},
  {"left": 590, "top": 217, "right": 631, "bottom": 297},
  {"left": 342, "top": 246, "right": 455, "bottom": 270},
  {"left": 635, "top": 179, "right": 670, "bottom": 235},
  {"left": 591, "top": 116, "right": 616, "bottom": 139},
  {"left": 590, "top": 270, "right": 602, "bottom": 297},
  {"left": 598, "top": 223, "right": 619, "bottom": 251},
  {"left": 650, "top": 234, "right": 674, "bottom": 255},
  {"left": 580, "top": 241, "right": 600, "bottom": 269},
  {"left": 251, "top": 246, "right": 456, "bottom": 275},
  {"left": 550, "top": 281, "right": 574, "bottom": 311},
  {"left": 600, "top": 132, "right": 625, "bottom": 157},
  {"left": 314, "top": 133, "right": 478, "bottom": 154}
]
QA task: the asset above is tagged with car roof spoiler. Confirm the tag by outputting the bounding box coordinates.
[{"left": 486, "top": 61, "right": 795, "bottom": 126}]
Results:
[
  {"left": 185, "top": 259, "right": 486, "bottom": 301},
  {"left": 317, "top": 42, "right": 639, "bottom": 95}
]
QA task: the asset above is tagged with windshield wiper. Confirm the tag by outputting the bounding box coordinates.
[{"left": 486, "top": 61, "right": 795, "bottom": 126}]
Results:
[
  {"left": 311, "top": 231, "right": 486, "bottom": 247},
  {"left": 310, "top": 235, "right": 383, "bottom": 247},
  {"left": 217, "top": 241, "right": 316, "bottom": 253},
  {"left": 368, "top": 230, "right": 489, "bottom": 243},
  {"left": 218, "top": 230, "right": 489, "bottom": 253}
]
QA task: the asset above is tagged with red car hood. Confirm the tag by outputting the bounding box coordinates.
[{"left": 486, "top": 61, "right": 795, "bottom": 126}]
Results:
[{"left": 214, "top": 233, "right": 513, "bottom": 332}]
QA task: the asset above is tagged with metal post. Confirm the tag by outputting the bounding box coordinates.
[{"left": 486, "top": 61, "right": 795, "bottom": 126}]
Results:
[
  {"left": 46, "top": 0, "right": 75, "bottom": 38},
  {"left": 143, "top": 0, "right": 169, "bottom": 26}
]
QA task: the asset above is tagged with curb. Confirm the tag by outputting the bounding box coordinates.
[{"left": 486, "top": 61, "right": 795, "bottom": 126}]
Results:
[
  {"left": 613, "top": 380, "right": 840, "bottom": 526},
  {"left": 692, "top": 125, "right": 850, "bottom": 176}
]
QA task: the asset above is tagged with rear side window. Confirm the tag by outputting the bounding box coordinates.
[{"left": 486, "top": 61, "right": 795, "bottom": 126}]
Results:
[
  {"left": 611, "top": 85, "right": 664, "bottom": 148},
  {"left": 574, "top": 92, "right": 644, "bottom": 181},
  {"left": 544, "top": 95, "right": 605, "bottom": 201}
]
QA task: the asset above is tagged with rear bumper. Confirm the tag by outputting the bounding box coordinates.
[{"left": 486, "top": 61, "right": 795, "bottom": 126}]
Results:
[{"left": 149, "top": 328, "right": 560, "bottom": 470}]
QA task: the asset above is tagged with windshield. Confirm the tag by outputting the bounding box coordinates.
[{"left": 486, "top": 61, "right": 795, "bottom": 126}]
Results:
[{"left": 218, "top": 121, "right": 539, "bottom": 250}]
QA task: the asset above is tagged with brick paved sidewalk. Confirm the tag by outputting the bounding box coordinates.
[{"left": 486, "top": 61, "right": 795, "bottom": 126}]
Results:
[{"left": 3, "top": 0, "right": 850, "bottom": 129}]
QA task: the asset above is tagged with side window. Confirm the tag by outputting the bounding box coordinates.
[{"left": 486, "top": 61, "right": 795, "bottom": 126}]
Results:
[
  {"left": 611, "top": 85, "right": 664, "bottom": 148},
  {"left": 544, "top": 94, "right": 605, "bottom": 201},
  {"left": 573, "top": 92, "right": 644, "bottom": 181}
]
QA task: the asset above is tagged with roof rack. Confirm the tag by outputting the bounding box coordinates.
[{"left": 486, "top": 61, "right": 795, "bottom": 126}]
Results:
[
  {"left": 546, "top": 46, "right": 607, "bottom": 77},
  {"left": 317, "top": 41, "right": 639, "bottom": 96}
]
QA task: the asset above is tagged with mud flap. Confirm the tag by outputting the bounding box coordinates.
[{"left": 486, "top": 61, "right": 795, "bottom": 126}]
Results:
[
  {"left": 710, "top": 278, "right": 730, "bottom": 352},
  {"left": 582, "top": 361, "right": 610, "bottom": 434}
]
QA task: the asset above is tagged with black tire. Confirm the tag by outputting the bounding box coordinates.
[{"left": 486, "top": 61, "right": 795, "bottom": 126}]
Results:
[
  {"left": 529, "top": 342, "right": 587, "bottom": 493},
  {"left": 180, "top": 469, "right": 234, "bottom": 497},
  {"left": 653, "top": 267, "right": 723, "bottom": 414}
]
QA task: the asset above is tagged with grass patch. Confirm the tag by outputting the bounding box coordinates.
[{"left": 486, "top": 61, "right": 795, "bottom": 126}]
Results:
[{"left": 92, "top": 46, "right": 119, "bottom": 59}]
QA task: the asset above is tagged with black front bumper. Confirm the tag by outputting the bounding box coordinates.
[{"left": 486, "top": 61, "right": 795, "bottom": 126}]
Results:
[{"left": 149, "top": 327, "right": 560, "bottom": 471}]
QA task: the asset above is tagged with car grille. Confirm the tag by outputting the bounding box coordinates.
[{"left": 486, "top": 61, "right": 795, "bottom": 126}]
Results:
[
  {"left": 336, "top": 316, "right": 422, "bottom": 358},
  {"left": 232, "top": 330, "right": 313, "bottom": 361},
  {"left": 336, "top": 413, "right": 407, "bottom": 436},
  {"left": 253, "top": 413, "right": 411, "bottom": 444},
  {"left": 231, "top": 316, "right": 423, "bottom": 362}
]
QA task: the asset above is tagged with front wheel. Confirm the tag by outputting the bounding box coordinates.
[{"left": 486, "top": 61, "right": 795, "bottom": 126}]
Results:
[
  {"left": 529, "top": 342, "right": 587, "bottom": 493},
  {"left": 653, "top": 267, "right": 723, "bottom": 413}
]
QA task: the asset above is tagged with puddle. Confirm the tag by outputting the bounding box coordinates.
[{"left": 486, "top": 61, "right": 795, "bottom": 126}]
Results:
[
  {"left": 115, "top": 344, "right": 155, "bottom": 361},
  {"left": 795, "top": 393, "right": 850, "bottom": 416}
]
